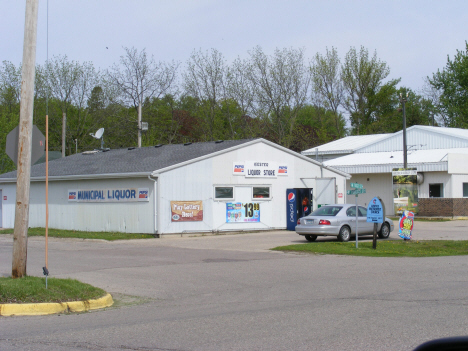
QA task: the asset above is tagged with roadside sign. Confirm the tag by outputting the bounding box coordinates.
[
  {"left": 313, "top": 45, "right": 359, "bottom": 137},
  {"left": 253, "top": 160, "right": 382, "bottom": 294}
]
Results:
[
  {"left": 6, "top": 125, "right": 45, "bottom": 166},
  {"left": 367, "top": 197, "right": 385, "bottom": 223},
  {"left": 350, "top": 182, "right": 363, "bottom": 189},
  {"left": 347, "top": 188, "right": 366, "bottom": 195}
]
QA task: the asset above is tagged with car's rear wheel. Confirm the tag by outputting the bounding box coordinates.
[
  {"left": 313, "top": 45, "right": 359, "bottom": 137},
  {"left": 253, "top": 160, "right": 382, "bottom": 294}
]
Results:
[
  {"left": 378, "top": 223, "right": 390, "bottom": 239},
  {"left": 338, "top": 226, "right": 350, "bottom": 242},
  {"left": 305, "top": 234, "right": 317, "bottom": 242}
]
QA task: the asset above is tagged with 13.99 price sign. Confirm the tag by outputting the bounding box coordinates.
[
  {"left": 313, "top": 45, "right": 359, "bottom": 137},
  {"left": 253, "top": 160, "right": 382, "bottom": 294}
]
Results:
[{"left": 226, "top": 202, "right": 260, "bottom": 223}]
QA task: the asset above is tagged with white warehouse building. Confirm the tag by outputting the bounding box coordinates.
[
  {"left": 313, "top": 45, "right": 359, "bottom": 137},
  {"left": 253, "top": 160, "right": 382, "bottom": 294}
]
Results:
[
  {"left": 302, "top": 125, "right": 468, "bottom": 217},
  {"left": 0, "top": 138, "right": 350, "bottom": 234}
]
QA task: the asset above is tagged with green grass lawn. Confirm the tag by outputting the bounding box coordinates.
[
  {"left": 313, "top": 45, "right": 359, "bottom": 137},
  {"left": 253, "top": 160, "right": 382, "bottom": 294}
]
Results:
[
  {"left": 0, "top": 276, "right": 106, "bottom": 304},
  {"left": 0, "top": 227, "right": 155, "bottom": 241},
  {"left": 272, "top": 240, "right": 468, "bottom": 257}
]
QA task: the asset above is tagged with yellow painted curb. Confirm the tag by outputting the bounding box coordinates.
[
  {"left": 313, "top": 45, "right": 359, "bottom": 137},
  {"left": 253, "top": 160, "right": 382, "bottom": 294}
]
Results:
[{"left": 0, "top": 293, "right": 113, "bottom": 317}]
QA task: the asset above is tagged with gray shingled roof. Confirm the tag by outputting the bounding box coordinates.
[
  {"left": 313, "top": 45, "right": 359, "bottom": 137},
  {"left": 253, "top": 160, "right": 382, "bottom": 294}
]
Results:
[{"left": 0, "top": 139, "right": 254, "bottom": 179}]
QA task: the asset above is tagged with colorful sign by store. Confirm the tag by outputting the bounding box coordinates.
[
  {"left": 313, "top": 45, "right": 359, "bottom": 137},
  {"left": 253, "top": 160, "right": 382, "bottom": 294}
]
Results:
[
  {"left": 171, "top": 201, "right": 203, "bottom": 222},
  {"left": 68, "top": 188, "right": 150, "bottom": 202},
  {"left": 226, "top": 202, "right": 260, "bottom": 223},
  {"left": 232, "top": 162, "right": 288, "bottom": 177},
  {"left": 392, "top": 168, "right": 418, "bottom": 215},
  {"left": 398, "top": 210, "right": 414, "bottom": 240}
]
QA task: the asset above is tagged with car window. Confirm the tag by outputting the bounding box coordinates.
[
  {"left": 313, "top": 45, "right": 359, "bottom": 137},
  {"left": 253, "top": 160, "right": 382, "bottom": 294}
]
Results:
[
  {"left": 346, "top": 207, "right": 357, "bottom": 217},
  {"left": 358, "top": 207, "right": 367, "bottom": 217},
  {"left": 310, "top": 206, "right": 343, "bottom": 216}
]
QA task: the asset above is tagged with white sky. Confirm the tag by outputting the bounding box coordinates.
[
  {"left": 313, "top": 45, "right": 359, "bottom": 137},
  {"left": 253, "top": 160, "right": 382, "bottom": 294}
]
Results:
[{"left": 2, "top": 0, "right": 468, "bottom": 91}]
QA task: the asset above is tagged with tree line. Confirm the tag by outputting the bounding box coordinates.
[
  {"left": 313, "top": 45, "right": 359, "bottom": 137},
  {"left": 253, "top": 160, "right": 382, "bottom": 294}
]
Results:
[{"left": 1, "top": 43, "right": 467, "bottom": 174}]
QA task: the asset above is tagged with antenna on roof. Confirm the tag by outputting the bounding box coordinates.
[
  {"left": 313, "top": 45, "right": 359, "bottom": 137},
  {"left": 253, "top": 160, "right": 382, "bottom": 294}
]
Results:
[{"left": 90, "top": 128, "right": 105, "bottom": 149}]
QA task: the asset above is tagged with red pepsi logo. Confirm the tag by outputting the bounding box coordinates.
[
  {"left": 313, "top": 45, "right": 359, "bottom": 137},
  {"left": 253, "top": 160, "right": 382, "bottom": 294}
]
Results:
[{"left": 288, "top": 192, "right": 295, "bottom": 202}]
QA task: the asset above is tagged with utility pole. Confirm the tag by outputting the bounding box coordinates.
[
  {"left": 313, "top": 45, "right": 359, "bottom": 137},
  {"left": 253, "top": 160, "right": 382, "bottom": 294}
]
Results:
[
  {"left": 138, "top": 101, "right": 142, "bottom": 148},
  {"left": 62, "top": 112, "right": 66, "bottom": 157},
  {"left": 399, "top": 93, "right": 408, "bottom": 169},
  {"left": 12, "top": 0, "right": 39, "bottom": 278}
]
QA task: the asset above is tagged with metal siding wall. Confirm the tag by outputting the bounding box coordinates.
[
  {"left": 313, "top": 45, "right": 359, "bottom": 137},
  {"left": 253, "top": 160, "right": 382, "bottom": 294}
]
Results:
[
  {"left": 211, "top": 143, "right": 346, "bottom": 229},
  {"left": 158, "top": 158, "right": 214, "bottom": 234},
  {"left": 158, "top": 142, "right": 347, "bottom": 234},
  {"left": 27, "top": 178, "right": 155, "bottom": 233},
  {"left": 359, "top": 129, "right": 468, "bottom": 153},
  {"left": 346, "top": 174, "right": 395, "bottom": 215}
]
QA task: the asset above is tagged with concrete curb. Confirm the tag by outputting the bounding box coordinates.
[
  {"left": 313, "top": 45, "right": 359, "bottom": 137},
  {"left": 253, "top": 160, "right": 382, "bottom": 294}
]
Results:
[{"left": 0, "top": 293, "right": 113, "bottom": 317}]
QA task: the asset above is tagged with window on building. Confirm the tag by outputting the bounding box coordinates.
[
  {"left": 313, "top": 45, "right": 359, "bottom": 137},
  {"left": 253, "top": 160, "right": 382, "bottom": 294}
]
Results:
[
  {"left": 463, "top": 183, "right": 468, "bottom": 197},
  {"left": 214, "top": 187, "right": 234, "bottom": 200},
  {"left": 253, "top": 187, "right": 270, "bottom": 199},
  {"left": 429, "top": 183, "right": 443, "bottom": 198}
]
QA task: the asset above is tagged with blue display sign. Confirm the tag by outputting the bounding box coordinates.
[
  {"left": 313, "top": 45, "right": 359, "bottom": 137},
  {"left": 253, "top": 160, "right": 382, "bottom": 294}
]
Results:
[
  {"left": 367, "top": 197, "right": 385, "bottom": 223},
  {"left": 286, "top": 189, "right": 297, "bottom": 230}
]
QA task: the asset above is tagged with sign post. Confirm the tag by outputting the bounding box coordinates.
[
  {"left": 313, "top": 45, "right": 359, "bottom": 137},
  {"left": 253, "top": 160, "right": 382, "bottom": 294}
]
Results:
[
  {"left": 347, "top": 183, "right": 366, "bottom": 248},
  {"left": 367, "top": 197, "right": 385, "bottom": 249}
]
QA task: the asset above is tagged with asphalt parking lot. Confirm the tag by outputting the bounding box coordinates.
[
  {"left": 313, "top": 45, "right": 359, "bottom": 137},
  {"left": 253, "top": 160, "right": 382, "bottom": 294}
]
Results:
[{"left": 1, "top": 220, "right": 468, "bottom": 351}]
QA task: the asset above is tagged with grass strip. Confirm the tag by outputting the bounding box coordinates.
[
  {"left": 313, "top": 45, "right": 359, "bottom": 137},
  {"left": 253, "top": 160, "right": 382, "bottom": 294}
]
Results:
[
  {"left": 0, "top": 276, "right": 106, "bottom": 304},
  {"left": 0, "top": 227, "right": 155, "bottom": 241},
  {"left": 272, "top": 240, "right": 468, "bottom": 257}
]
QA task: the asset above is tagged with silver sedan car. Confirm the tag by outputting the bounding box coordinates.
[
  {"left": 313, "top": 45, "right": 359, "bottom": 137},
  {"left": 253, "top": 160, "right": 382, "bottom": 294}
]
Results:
[{"left": 295, "top": 204, "right": 394, "bottom": 242}]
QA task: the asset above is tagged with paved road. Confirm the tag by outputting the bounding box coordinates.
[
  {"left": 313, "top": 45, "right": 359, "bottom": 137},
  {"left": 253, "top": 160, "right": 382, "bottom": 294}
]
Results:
[{"left": 1, "top": 221, "right": 468, "bottom": 351}]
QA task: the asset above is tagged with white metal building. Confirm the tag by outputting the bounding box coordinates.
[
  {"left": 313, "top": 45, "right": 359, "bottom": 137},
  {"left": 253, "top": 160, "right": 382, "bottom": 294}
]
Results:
[
  {"left": 0, "top": 138, "right": 349, "bottom": 234},
  {"left": 302, "top": 126, "right": 468, "bottom": 216}
]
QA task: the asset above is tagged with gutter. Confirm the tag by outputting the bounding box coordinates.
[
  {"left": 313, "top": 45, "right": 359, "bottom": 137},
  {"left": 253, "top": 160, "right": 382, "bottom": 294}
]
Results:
[{"left": 0, "top": 172, "right": 152, "bottom": 183}]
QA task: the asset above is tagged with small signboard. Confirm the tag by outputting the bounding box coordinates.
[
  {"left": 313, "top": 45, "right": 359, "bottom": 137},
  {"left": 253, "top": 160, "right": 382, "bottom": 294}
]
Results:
[
  {"left": 350, "top": 182, "right": 363, "bottom": 189},
  {"left": 347, "top": 188, "right": 366, "bottom": 195},
  {"left": 367, "top": 197, "right": 385, "bottom": 223}
]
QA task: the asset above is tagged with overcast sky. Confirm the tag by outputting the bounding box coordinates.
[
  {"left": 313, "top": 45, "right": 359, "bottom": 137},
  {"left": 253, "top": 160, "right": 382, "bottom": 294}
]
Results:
[{"left": 2, "top": 0, "right": 467, "bottom": 91}]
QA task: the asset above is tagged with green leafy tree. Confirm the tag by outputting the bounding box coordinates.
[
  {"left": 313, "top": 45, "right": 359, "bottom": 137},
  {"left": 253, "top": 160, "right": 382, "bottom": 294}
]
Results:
[
  {"left": 311, "top": 47, "right": 345, "bottom": 138},
  {"left": 342, "top": 46, "right": 391, "bottom": 135},
  {"left": 428, "top": 42, "right": 468, "bottom": 127},
  {"left": 247, "top": 46, "right": 311, "bottom": 148}
]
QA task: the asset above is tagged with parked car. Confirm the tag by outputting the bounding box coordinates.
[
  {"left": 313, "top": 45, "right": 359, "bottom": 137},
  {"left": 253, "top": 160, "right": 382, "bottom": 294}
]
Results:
[{"left": 295, "top": 204, "right": 394, "bottom": 242}]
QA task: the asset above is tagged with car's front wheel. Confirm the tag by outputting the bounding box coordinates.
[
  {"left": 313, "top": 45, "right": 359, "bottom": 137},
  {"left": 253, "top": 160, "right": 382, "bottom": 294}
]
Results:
[
  {"left": 378, "top": 223, "right": 390, "bottom": 239},
  {"left": 305, "top": 234, "right": 317, "bottom": 242},
  {"left": 338, "top": 226, "right": 350, "bottom": 242}
]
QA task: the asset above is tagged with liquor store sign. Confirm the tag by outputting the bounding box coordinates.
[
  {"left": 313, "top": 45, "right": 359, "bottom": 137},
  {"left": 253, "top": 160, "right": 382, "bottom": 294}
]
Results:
[
  {"left": 68, "top": 188, "right": 150, "bottom": 202},
  {"left": 232, "top": 161, "right": 288, "bottom": 177}
]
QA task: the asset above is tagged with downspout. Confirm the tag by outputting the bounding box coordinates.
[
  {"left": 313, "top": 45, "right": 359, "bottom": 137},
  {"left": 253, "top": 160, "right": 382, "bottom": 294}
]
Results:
[{"left": 148, "top": 175, "right": 158, "bottom": 237}]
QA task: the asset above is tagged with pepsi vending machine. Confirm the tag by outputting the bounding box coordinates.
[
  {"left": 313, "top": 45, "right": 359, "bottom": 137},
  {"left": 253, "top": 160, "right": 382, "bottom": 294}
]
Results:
[{"left": 286, "top": 188, "right": 313, "bottom": 231}]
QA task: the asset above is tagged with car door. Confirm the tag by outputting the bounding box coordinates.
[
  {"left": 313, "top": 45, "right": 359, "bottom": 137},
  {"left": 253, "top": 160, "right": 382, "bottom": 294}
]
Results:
[
  {"left": 358, "top": 206, "right": 374, "bottom": 234},
  {"left": 345, "top": 206, "right": 358, "bottom": 234}
]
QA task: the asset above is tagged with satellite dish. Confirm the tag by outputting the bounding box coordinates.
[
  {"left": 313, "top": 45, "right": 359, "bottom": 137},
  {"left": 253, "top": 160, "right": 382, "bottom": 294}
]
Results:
[
  {"left": 89, "top": 128, "right": 105, "bottom": 149},
  {"left": 90, "top": 128, "right": 104, "bottom": 139}
]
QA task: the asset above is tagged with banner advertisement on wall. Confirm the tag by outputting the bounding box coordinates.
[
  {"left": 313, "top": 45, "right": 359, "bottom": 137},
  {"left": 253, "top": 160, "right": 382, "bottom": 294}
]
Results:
[
  {"left": 232, "top": 161, "right": 288, "bottom": 177},
  {"left": 68, "top": 188, "right": 149, "bottom": 202},
  {"left": 171, "top": 201, "right": 203, "bottom": 222},
  {"left": 392, "top": 168, "right": 418, "bottom": 215},
  {"left": 226, "top": 202, "right": 260, "bottom": 223}
]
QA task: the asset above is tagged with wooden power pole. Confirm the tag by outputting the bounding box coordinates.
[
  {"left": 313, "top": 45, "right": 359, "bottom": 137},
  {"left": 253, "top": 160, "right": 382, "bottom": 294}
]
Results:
[{"left": 12, "top": 0, "right": 39, "bottom": 278}]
